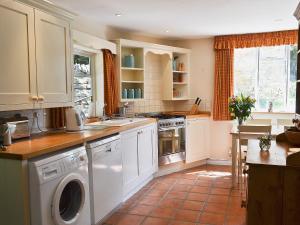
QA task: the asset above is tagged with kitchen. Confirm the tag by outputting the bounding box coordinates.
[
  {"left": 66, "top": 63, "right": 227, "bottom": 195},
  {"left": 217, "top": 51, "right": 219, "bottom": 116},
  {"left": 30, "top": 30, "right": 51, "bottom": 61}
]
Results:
[{"left": 0, "top": 0, "right": 300, "bottom": 225}]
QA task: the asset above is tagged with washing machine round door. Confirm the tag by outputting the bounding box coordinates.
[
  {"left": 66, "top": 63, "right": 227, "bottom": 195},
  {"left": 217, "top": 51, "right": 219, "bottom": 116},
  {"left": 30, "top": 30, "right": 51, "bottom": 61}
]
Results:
[{"left": 52, "top": 173, "right": 87, "bottom": 225}]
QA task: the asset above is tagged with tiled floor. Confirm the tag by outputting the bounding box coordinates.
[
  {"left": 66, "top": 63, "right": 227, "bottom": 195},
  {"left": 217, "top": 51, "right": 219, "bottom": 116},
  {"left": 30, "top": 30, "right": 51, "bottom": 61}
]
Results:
[{"left": 103, "top": 165, "right": 245, "bottom": 225}]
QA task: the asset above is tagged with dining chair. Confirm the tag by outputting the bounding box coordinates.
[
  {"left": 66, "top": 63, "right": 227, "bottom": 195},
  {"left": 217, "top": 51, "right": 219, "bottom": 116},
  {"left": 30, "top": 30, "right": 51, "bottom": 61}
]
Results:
[
  {"left": 237, "top": 125, "right": 272, "bottom": 190},
  {"left": 245, "top": 119, "right": 272, "bottom": 125},
  {"left": 276, "top": 119, "right": 293, "bottom": 127}
]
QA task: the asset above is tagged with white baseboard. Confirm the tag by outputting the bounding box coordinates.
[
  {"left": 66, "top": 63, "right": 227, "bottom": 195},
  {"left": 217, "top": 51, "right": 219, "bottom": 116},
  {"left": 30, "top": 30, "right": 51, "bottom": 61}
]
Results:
[
  {"left": 207, "top": 159, "right": 232, "bottom": 166},
  {"left": 122, "top": 175, "right": 154, "bottom": 202}
]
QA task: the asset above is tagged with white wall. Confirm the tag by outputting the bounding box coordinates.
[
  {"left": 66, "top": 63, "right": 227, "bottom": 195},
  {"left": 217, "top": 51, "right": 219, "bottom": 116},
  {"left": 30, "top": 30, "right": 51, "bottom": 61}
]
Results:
[{"left": 173, "top": 38, "right": 233, "bottom": 161}]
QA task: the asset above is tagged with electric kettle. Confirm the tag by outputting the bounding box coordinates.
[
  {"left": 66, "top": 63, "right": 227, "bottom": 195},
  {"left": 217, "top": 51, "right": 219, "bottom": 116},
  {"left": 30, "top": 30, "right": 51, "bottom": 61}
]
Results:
[{"left": 65, "top": 107, "right": 86, "bottom": 131}]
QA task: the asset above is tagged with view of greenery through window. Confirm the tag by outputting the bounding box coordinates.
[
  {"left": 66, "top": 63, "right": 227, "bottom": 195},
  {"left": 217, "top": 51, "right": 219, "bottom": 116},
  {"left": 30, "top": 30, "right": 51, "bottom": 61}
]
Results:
[{"left": 234, "top": 45, "right": 297, "bottom": 112}]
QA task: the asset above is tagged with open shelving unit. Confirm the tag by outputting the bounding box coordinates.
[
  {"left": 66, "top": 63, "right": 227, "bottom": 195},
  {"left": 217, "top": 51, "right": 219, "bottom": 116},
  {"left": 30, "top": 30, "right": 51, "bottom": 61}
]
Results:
[
  {"left": 116, "top": 39, "right": 191, "bottom": 102},
  {"left": 161, "top": 50, "right": 190, "bottom": 100},
  {"left": 117, "top": 40, "right": 145, "bottom": 102}
]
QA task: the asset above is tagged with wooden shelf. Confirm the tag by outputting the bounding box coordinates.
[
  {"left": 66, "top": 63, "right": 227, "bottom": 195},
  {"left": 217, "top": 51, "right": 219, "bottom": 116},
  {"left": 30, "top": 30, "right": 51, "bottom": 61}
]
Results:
[
  {"left": 173, "top": 70, "right": 188, "bottom": 74},
  {"left": 121, "top": 67, "right": 144, "bottom": 71},
  {"left": 122, "top": 81, "right": 144, "bottom": 84},
  {"left": 121, "top": 98, "right": 143, "bottom": 102},
  {"left": 173, "top": 82, "right": 188, "bottom": 85}
]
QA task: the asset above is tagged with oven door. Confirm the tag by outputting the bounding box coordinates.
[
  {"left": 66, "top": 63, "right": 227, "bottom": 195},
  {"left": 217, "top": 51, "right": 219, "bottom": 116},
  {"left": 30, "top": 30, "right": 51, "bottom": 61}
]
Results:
[{"left": 158, "top": 127, "right": 186, "bottom": 166}]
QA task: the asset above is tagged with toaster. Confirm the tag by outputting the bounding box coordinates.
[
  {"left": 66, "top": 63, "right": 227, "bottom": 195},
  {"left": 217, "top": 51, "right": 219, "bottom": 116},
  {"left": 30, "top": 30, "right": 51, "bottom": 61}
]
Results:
[{"left": 1, "top": 116, "right": 30, "bottom": 140}]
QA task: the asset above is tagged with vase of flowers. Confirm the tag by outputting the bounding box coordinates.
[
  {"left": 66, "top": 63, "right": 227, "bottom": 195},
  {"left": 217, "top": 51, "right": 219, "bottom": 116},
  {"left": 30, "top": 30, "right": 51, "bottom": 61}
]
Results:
[
  {"left": 229, "top": 94, "right": 256, "bottom": 125},
  {"left": 258, "top": 135, "right": 272, "bottom": 151}
]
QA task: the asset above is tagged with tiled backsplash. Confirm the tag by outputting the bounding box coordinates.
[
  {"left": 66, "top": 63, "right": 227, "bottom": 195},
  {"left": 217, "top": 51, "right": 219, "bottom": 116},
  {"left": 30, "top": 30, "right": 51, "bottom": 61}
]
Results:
[{"left": 0, "top": 109, "right": 46, "bottom": 134}]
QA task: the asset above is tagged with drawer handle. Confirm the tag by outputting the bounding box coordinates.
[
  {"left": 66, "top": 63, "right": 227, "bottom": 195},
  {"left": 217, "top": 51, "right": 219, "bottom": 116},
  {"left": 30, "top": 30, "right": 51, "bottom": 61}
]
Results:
[
  {"left": 106, "top": 148, "right": 112, "bottom": 152},
  {"left": 38, "top": 96, "right": 45, "bottom": 101},
  {"left": 31, "top": 96, "right": 38, "bottom": 101}
]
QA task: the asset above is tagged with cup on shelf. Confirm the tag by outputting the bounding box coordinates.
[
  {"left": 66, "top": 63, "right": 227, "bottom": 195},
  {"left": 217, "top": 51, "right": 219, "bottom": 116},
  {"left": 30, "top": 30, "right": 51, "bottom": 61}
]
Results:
[
  {"left": 123, "top": 54, "right": 135, "bottom": 68},
  {"left": 134, "top": 88, "right": 142, "bottom": 99},
  {"left": 122, "top": 88, "right": 128, "bottom": 99},
  {"left": 127, "top": 89, "right": 134, "bottom": 99}
]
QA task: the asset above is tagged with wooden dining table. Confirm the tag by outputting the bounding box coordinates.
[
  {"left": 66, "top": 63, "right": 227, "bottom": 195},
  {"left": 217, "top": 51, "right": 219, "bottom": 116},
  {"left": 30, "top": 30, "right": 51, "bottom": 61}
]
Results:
[{"left": 230, "top": 125, "right": 285, "bottom": 187}]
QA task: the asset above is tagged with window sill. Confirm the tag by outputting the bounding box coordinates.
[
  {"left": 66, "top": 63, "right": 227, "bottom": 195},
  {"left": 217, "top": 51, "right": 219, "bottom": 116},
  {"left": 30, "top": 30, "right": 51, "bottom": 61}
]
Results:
[{"left": 252, "top": 111, "right": 295, "bottom": 115}]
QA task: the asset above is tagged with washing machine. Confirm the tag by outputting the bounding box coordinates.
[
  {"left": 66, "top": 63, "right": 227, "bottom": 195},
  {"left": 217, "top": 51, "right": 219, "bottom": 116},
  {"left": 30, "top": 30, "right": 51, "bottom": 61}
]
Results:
[{"left": 29, "top": 145, "right": 91, "bottom": 225}]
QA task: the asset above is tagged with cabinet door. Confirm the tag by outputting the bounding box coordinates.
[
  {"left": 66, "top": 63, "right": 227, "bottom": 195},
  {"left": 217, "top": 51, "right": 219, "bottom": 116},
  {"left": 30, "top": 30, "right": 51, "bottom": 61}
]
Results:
[
  {"left": 186, "top": 118, "right": 210, "bottom": 163},
  {"left": 121, "top": 130, "right": 139, "bottom": 195},
  {"left": 138, "top": 125, "right": 154, "bottom": 176},
  {"left": 0, "top": 1, "right": 37, "bottom": 107},
  {"left": 35, "top": 10, "right": 72, "bottom": 104}
]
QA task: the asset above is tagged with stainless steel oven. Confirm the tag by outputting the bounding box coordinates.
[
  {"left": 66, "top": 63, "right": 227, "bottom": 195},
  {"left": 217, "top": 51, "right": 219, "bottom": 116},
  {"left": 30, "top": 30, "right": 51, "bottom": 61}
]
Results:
[{"left": 158, "top": 117, "right": 186, "bottom": 166}]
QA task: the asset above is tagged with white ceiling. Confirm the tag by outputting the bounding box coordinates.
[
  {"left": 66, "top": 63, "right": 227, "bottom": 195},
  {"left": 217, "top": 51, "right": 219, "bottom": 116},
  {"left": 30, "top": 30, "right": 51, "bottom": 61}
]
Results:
[{"left": 50, "top": 0, "right": 299, "bottom": 39}]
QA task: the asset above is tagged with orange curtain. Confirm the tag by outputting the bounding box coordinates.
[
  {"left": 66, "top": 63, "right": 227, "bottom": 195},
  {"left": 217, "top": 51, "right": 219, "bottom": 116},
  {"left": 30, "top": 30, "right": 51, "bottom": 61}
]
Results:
[
  {"left": 49, "top": 107, "right": 66, "bottom": 129},
  {"left": 213, "top": 30, "right": 298, "bottom": 121},
  {"left": 102, "top": 49, "right": 119, "bottom": 116},
  {"left": 215, "top": 30, "right": 298, "bottom": 49},
  {"left": 213, "top": 49, "right": 234, "bottom": 120}
]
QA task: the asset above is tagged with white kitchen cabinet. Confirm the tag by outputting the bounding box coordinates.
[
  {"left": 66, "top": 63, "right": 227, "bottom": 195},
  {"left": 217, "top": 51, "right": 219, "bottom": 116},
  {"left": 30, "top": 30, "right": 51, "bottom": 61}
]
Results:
[
  {"left": 35, "top": 10, "right": 72, "bottom": 104},
  {"left": 0, "top": 1, "right": 73, "bottom": 111},
  {"left": 121, "top": 123, "right": 158, "bottom": 199},
  {"left": 0, "top": 1, "right": 37, "bottom": 108},
  {"left": 121, "top": 129, "right": 139, "bottom": 196},
  {"left": 186, "top": 118, "right": 210, "bottom": 163},
  {"left": 138, "top": 125, "right": 155, "bottom": 176}
]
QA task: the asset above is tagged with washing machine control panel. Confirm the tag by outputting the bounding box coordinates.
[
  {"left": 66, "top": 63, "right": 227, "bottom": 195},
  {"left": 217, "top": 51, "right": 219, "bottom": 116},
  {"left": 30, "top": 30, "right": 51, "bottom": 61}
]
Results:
[{"left": 36, "top": 147, "right": 88, "bottom": 183}]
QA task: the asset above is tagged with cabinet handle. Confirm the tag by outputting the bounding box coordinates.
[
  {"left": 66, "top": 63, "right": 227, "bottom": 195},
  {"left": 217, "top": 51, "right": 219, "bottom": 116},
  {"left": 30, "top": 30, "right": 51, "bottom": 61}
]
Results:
[
  {"left": 106, "top": 148, "right": 112, "bottom": 152},
  {"left": 31, "top": 96, "right": 38, "bottom": 101},
  {"left": 38, "top": 96, "right": 45, "bottom": 101}
]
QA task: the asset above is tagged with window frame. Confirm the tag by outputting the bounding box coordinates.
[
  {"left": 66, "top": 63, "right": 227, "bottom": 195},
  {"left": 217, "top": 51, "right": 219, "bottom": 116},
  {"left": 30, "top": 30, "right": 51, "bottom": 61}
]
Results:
[
  {"left": 234, "top": 45, "right": 297, "bottom": 113},
  {"left": 73, "top": 48, "right": 96, "bottom": 117}
]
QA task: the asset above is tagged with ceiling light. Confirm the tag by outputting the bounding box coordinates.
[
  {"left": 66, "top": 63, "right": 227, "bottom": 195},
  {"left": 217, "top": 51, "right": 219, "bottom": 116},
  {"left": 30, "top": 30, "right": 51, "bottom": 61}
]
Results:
[
  {"left": 165, "top": 30, "right": 170, "bottom": 33},
  {"left": 274, "top": 19, "right": 283, "bottom": 22},
  {"left": 115, "top": 13, "right": 122, "bottom": 17}
]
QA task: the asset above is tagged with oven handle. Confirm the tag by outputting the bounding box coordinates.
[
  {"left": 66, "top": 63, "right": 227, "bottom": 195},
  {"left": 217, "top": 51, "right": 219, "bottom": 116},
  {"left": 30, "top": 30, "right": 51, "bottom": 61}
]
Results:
[{"left": 158, "top": 126, "right": 185, "bottom": 132}]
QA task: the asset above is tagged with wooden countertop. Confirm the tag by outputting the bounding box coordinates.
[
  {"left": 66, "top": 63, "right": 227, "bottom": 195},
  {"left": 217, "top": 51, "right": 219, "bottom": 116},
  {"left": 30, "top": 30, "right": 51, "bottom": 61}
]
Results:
[
  {"left": 0, "top": 118, "right": 156, "bottom": 160},
  {"left": 246, "top": 140, "right": 300, "bottom": 166}
]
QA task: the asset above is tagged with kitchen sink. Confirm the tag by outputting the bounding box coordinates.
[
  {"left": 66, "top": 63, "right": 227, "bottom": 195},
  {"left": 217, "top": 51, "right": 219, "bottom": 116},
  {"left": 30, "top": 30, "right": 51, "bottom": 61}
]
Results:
[
  {"left": 86, "top": 118, "right": 148, "bottom": 127},
  {"left": 84, "top": 124, "right": 109, "bottom": 130}
]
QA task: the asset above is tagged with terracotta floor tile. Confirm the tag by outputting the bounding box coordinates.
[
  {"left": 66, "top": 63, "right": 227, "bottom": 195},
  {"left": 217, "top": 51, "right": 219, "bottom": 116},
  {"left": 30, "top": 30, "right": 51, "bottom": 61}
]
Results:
[
  {"left": 187, "top": 193, "right": 208, "bottom": 202},
  {"left": 150, "top": 207, "right": 175, "bottom": 219},
  {"left": 190, "top": 186, "right": 210, "bottom": 194},
  {"left": 207, "top": 195, "right": 229, "bottom": 204},
  {"left": 153, "top": 182, "right": 172, "bottom": 190},
  {"left": 182, "top": 200, "right": 205, "bottom": 211},
  {"left": 231, "top": 190, "right": 242, "bottom": 197},
  {"left": 129, "top": 204, "right": 154, "bottom": 216},
  {"left": 199, "top": 212, "right": 225, "bottom": 225},
  {"left": 157, "top": 177, "right": 177, "bottom": 185},
  {"left": 140, "top": 196, "right": 161, "bottom": 206},
  {"left": 227, "top": 215, "right": 246, "bottom": 225},
  {"left": 178, "top": 178, "right": 196, "bottom": 185},
  {"left": 103, "top": 212, "right": 123, "bottom": 225},
  {"left": 214, "top": 181, "right": 232, "bottom": 189},
  {"left": 174, "top": 209, "right": 200, "bottom": 222},
  {"left": 108, "top": 166, "right": 246, "bottom": 225},
  {"left": 166, "top": 191, "right": 187, "bottom": 200},
  {"left": 159, "top": 198, "right": 183, "bottom": 208},
  {"left": 147, "top": 189, "right": 167, "bottom": 197},
  {"left": 204, "top": 202, "right": 228, "bottom": 214},
  {"left": 194, "top": 180, "right": 212, "bottom": 187},
  {"left": 169, "top": 221, "right": 197, "bottom": 225},
  {"left": 172, "top": 184, "right": 192, "bottom": 192},
  {"left": 116, "top": 214, "right": 144, "bottom": 225},
  {"left": 181, "top": 173, "right": 199, "bottom": 180},
  {"left": 142, "top": 217, "right": 169, "bottom": 225},
  {"left": 211, "top": 188, "right": 231, "bottom": 195},
  {"left": 118, "top": 203, "right": 132, "bottom": 213}
]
